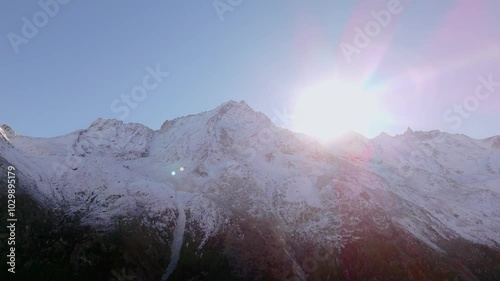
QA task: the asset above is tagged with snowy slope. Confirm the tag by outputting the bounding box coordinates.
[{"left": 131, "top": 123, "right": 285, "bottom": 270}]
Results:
[{"left": 1, "top": 100, "right": 499, "bottom": 262}]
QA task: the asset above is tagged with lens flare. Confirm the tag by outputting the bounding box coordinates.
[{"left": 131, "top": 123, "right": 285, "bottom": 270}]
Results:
[{"left": 291, "top": 79, "right": 383, "bottom": 141}]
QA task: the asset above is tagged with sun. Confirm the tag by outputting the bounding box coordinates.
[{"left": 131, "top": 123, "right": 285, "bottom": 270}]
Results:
[{"left": 291, "top": 79, "right": 382, "bottom": 141}]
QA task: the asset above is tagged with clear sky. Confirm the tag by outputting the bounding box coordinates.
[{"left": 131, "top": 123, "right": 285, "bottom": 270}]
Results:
[{"left": 1, "top": 0, "right": 499, "bottom": 139}]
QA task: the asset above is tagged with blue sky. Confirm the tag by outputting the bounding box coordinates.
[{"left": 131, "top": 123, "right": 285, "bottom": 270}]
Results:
[{"left": 1, "top": 0, "right": 499, "bottom": 139}]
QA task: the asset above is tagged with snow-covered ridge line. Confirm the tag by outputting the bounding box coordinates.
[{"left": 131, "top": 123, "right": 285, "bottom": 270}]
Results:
[{"left": 1, "top": 100, "right": 499, "bottom": 252}]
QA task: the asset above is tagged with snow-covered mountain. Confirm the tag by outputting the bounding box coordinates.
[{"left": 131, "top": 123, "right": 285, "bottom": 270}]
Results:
[{"left": 1, "top": 100, "right": 499, "bottom": 280}]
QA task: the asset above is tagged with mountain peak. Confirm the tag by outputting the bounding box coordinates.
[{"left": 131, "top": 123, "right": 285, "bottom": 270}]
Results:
[
  {"left": 0, "top": 124, "right": 18, "bottom": 138},
  {"left": 375, "top": 132, "right": 392, "bottom": 140},
  {"left": 334, "top": 131, "right": 368, "bottom": 142},
  {"left": 209, "top": 100, "right": 272, "bottom": 127},
  {"left": 159, "top": 100, "right": 264, "bottom": 132},
  {"left": 215, "top": 100, "right": 253, "bottom": 114},
  {"left": 89, "top": 118, "right": 124, "bottom": 129},
  {"left": 404, "top": 127, "right": 414, "bottom": 135}
]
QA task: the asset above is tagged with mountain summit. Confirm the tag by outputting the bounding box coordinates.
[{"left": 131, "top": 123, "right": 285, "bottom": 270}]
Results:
[{"left": 1, "top": 101, "right": 499, "bottom": 280}]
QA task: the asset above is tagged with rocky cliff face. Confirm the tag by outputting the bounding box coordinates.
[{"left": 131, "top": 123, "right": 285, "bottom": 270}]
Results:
[{"left": 1, "top": 100, "right": 499, "bottom": 280}]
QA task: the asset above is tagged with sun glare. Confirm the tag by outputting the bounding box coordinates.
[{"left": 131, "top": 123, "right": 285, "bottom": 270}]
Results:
[{"left": 291, "top": 79, "right": 382, "bottom": 141}]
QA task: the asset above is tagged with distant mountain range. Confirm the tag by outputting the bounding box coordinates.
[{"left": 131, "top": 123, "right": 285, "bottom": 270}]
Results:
[{"left": 1, "top": 100, "right": 499, "bottom": 280}]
